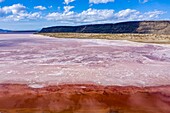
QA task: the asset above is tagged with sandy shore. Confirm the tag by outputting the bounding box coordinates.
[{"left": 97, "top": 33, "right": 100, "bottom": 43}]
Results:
[{"left": 39, "top": 33, "right": 170, "bottom": 44}]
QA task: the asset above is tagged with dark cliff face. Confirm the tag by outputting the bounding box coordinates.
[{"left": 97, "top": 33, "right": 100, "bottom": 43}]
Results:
[{"left": 39, "top": 21, "right": 170, "bottom": 34}]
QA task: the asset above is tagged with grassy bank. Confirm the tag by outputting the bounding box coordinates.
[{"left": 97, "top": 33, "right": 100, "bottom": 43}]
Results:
[{"left": 39, "top": 33, "right": 170, "bottom": 44}]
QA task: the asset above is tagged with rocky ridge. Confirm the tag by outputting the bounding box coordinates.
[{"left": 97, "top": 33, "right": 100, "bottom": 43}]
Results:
[{"left": 40, "top": 21, "right": 170, "bottom": 35}]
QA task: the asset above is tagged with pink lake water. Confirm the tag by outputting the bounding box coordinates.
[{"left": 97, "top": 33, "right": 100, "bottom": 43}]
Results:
[{"left": 0, "top": 34, "right": 170, "bottom": 87}]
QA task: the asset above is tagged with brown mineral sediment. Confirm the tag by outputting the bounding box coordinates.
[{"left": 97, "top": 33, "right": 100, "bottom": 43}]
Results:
[{"left": 0, "top": 84, "right": 170, "bottom": 113}]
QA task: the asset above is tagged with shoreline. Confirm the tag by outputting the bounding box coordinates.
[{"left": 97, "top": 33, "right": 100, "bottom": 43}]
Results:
[{"left": 38, "top": 33, "right": 170, "bottom": 44}]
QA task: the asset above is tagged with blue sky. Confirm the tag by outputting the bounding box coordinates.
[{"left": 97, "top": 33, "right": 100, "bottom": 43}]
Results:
[{"left": 0, "top": 0, "right": 169, "bottom": 30}]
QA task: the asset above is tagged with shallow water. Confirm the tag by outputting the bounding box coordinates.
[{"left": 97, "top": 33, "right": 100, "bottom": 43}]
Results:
[{"left": 0, "top": 34, "right": 170, "bottom": 87}]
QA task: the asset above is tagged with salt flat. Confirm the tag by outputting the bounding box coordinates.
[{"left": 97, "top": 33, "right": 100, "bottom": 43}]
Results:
[{"left": 0, "top": 34, "right": 170, "bottom": 87}]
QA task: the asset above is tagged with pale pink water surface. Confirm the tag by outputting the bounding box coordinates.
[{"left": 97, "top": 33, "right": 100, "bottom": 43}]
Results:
[{"left": 0, "top": 34, "right": 170, "bottom": 87}]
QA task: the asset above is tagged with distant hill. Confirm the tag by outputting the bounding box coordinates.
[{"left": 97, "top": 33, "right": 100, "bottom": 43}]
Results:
[
  {"left": 39, "top": 21, "right": 170, "bottom": 35},
  {"left": 0, "top": 29, "right": 38, "bottom": 34},
  {"left": 0, "top": 29, "right": 11, "bottom": 33},
  {"left": 10, "top": 30, "right": 38, "bottom": 34}
]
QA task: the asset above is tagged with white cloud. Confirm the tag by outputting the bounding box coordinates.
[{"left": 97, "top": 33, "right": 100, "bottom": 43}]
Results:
[
  {"left": 0, "top": 4, "right": 41, "bottom": 21},
  {"left": 78, "top": 8, "right": 114, "bottom": 23},
  {"left": 0, "top": 4, "right": 26, "bottom": 15},
  {"left": 89, "top": 0, "right": 114, "bottom": 4},
  {"left": 64, "top": 0, "right": 75, "bottom": 5},
  {"left": 114, "top": 9, "right": 140, "bottom": 20},
  {"left": 46, "top": 8, "right": 165, "bottom": 25},
  {"left": 46, "top": 12, "right": 75, "bottom": 22},
  {"left": 58, "top": 7, "right": 61, "bottom": 10},
  {"left": 139, "top": 10, "right": 165, "bottom": 19},
  {"left": 64, "top": 6, "right": 74, "bottom": 13},
  {"left": 4, "top": 12, "right": 41, "bottom": 21},
  {"left": 0, "top": 0, "right": 4, "bottom": 3},
  {"left": 34, "top": 6, "right": 47, "bottom": 10},
  {"left": 115, "top": 9, "right": 165, "bottom": 21},
  {"left": 46, "top": 8, "right": 114, "bottom": 24},
  {"left": 139, "top": 0, "right": 149, "bottom": 3},
  {"left": 49, "top": 6, "right": 53, "bottom": 9},
  {"left": 0, "top": 3, "right": 165, "bottom": 24}
]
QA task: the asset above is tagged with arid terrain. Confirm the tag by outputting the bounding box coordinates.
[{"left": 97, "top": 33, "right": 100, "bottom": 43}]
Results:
[
  {"left": 40, "top": 33, "right": 170, "bottom": 44},
  {"left": 0, "top": 34, "right": 170, "bottom": 112}
]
